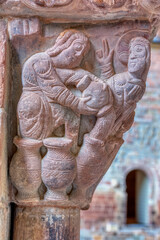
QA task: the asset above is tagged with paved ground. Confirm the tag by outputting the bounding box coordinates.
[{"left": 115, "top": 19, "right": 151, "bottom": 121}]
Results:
[{"left": 80, "top": 225, "right": 160, "bottom": 240}]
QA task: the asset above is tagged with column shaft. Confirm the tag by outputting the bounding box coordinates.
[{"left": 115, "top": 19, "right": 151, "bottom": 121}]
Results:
[{"left": 13, "top": 206, "right": 80, "bottom": 240}]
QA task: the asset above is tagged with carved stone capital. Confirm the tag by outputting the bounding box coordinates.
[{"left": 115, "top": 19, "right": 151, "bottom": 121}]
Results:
[
  {"left": 0, "top": 1, "right": 159, "bottom": 239},
  {"left": 8, "top": 23, "right": 152, "bottom": 211}
]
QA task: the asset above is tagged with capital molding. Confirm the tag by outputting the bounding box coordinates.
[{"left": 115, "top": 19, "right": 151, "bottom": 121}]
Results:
[{"left": 0, "top": 0, "right": 160, "bottom": 23}]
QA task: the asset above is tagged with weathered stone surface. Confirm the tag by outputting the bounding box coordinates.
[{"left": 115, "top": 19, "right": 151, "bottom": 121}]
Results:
[
  {"left": 22, "top": 0, "right": 73, "bottom": 8},
  {"left": 139, "top": 0, "right": 160, "bottom": 14},
  {"left": 0, "top": 109, "right": 8, "bottom": 202},
  {"left": 0, "top": 0, "right": 159, "bottom": 23},
  {"left": 10, "top": 137, "right": 43, "bottom": 201},
  {"left": 8, "top": 18, "right": 41, "bottom": 38},
  {"left": 13, "top": 206, "right": 80, "bottom": 240},
  {"left": 1, "top": 0, "right": 159, "bottom": 239},
  {"left": 0, "top": 21, "right": 8, "bottom": 109},
  {"left": 0, "top": 205, "right": 10, "bottom": 240},
  {"left": 0, "top": 19, "right": 10, "bottom": 240},
  {"left": 9, "top": 22, "right": 151, "bottom": 211},
  {"left": 81, "top": 44, "right": 160, "bottom": 230}
]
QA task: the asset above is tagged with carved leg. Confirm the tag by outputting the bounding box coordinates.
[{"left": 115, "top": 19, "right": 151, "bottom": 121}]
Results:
[
  {"left": 64, "top": 109, "right": 81, "bottom": 154},
  {"left": 89, "top": 106, "right": 116, "bottom": 142}
]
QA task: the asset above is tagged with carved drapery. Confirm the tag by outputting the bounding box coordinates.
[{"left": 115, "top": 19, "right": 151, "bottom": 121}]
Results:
[{"left": 0, "top": 0, "right": 160, "bottom": 239}]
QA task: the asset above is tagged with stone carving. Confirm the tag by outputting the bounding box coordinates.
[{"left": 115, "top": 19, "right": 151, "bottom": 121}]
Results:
[
  {"left": 73, "top": 35, "right": 151, "bottom": 208},
  {"left": 17, "top": 30, "right": 95, "bottom": 144},
  {"left": 84, "top": 0, "right": 127, "bottom": 11},
  {"left": 8, "top": 18, "right": 41, "bottom": 38},
  {"left": 0, "top": 0, "right": 6, "bottom": 4},
  {"left": 91, "top": 0, "right": 126, "bottom": 8},
  {"left": 139, "top": 0, "right": 160, "bottom": 14},
  {"left": 21, "top": 0, "right": 73, "bottom": 10},
  {"left": 116, "top": 30, "right": 149, "bottom": 66},
  {"left": 34, "top": 0, "right": 72, "bottom": 7},
  {"left": 10, "top": 29, "right": 151, "bottom": 208},
  {"left": 42, "top": 138, "right": 76, "bottom": 201},
  {"left": 0, "top": 21, "right": 7, "bottom": 108},
  {"left": 10, "top": 137, "right": 42, "bottom": 201}
]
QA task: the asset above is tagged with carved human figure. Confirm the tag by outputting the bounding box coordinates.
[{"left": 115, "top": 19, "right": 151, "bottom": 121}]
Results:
[
  {"left": 18, "top": 30, "right": 111, "bottom": 150},
  {"left": 108, "top": 37, "right": 150, "bottom": 137},
  {"left": 14, "top": 29, "right": 151, "bottom": 206},
  {"left": 74, "top": 36, "right": 151, "bottom": 208},
  {"left": 16, "top": 29, "right": 113, "bottom": 201},
  {"left": 18, "top": 31, "right": 89, "bottom": 142}
]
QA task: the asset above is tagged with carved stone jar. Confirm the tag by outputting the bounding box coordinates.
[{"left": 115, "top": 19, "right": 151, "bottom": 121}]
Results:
[
  {"left": 10, "top": 137, "right": 43, "bottom": 201},
  {"left": 42, "top": 138, "right": 76, "bottom": 201}
]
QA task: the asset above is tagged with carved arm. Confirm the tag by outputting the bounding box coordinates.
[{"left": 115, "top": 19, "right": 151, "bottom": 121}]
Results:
[
  {"left": 96, "top": 39, "right": 115, "bottom": 81},
  {"left": 34, "top": 64, "right": 97, "bottom": 115},
  {"left": 56, "top": 68, "right": 105, "bottom": 91}
]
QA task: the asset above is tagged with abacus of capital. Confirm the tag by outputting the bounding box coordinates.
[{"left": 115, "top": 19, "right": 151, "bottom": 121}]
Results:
[{"left": 0, "top": 0, "right": 160, "bottom": 239}]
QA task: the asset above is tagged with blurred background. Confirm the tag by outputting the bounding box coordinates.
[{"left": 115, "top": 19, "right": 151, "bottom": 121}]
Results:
[{"left": 80, "top": 30, "right": 160, "bottom": 240}]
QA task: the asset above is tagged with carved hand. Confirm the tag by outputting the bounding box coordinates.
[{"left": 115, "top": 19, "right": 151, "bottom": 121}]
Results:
[
  {"left": 78, "top": 96, "right": 97, "bottom": 115},
  {"left": 77, "top": 75, "right": 92, "bottom": 91},
  {"left": 96, "top": 39, "right": 114, "bottom": 66}
]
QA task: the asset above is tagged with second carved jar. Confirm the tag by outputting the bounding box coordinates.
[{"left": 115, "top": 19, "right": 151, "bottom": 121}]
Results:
[{"left": 42, "top": 137, "right": 76, "bottom": 201}]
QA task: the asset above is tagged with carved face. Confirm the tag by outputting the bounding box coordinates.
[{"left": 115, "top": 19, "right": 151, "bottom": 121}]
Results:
[
  {"left": 128, "top": 43, "right": 146, "bottom": 74},
  {"left": 52, "top": 40, "right": 86, "bottom": 69}
]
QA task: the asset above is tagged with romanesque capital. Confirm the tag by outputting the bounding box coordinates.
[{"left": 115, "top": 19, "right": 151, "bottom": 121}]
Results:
[
  {"left": 0, "top": 0, "right": 159, "bottom": 239},
  {"left": 10, "top": 25, "right": 152, "bottom": 209}
]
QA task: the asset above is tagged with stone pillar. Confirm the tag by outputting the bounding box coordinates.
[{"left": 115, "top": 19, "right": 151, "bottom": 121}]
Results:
[
  {"left": 0, "top": 20, "right": 10, "bottom": 240},
  {"left": 13, "top": 206, "right": 80, "bottom": 240},
  {"left": 0, "top": 0, "right": 159, "bottom": 239}
]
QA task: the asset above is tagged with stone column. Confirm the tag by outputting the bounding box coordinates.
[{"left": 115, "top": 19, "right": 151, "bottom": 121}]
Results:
[
  {"left": 13, "top": 206, "right": 80, "bottom": 240},
  {"left": 0, "top": 0, "right": 159, "bottom": 239},
  {"left": 0, "top": 20, "right": 10, "bottom": 240}
]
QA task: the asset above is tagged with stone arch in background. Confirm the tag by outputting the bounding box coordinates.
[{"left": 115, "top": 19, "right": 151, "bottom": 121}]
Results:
[{"left": 124, "top": 164, "right": 159, "bottom": 225}]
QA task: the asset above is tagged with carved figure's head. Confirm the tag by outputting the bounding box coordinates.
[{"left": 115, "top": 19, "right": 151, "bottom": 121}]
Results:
[
  {"left": 128, "top": 37, "right": 150, "bottom": 79},
  {"left": 46, "top": 30, "right": 90, "bottom": 69}
]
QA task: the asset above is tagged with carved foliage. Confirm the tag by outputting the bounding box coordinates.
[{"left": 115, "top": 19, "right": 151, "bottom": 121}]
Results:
[
  {"left": 83, "top": 0, "right": 128, "bottom": 12},
  {"left": 21, "top": 0, "right": 73, "bottom": 10},
  {"left": 10, "top": 29, "right": 151, "bottom": 209},
  {"left": 89, "top": 0, "right": 126, "bottom": 8},
  {"left": 139, "top": 0, "right": 160, "bottom": 14},
  {"left": 34, "top": 0, "right": 72, "bottom": 7}
]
